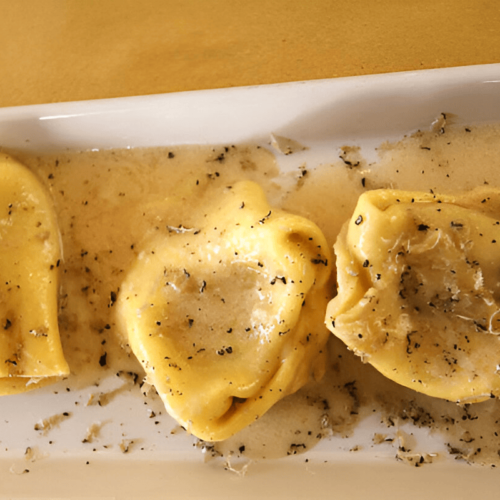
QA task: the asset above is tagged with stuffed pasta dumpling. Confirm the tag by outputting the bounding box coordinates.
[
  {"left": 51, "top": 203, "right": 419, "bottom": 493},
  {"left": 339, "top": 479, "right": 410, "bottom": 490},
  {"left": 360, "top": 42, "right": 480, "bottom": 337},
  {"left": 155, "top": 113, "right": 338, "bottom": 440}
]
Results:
[
  {"left": 327, "top": 188, "right": 500, "bottom": 403},
  {"left": 118, "top": 181, "right": 331, "bottom": 441},
  {"left": 0, "top": 154, "right": 69, "bottom": 394}
]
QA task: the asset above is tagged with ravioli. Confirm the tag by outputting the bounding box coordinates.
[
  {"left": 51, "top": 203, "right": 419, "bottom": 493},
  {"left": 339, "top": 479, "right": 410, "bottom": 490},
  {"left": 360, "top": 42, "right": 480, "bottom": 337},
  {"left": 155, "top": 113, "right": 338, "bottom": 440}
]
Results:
[
  {"left": 326, "top": 188, "right": 500, "bottom": 404},
  {"left": 0, "top": 154, "right": 69, "bottom": 394},
  {"left": 118, "top": 180, "right": 331, "bottom": 441}
]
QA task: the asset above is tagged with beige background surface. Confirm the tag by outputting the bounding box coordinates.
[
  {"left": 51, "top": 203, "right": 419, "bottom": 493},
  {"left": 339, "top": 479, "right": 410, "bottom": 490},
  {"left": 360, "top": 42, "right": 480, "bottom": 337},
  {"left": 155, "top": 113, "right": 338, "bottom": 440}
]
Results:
[{"left": 1, "top": 0, "right": 499, "bottom": 107}]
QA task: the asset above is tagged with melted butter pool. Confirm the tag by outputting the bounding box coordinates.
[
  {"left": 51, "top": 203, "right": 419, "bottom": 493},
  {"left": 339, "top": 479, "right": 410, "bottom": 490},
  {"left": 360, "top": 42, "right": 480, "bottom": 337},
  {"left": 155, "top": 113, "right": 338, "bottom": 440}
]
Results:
[{"left": 5, "top": 122, "right": 500, "bottom": 466}]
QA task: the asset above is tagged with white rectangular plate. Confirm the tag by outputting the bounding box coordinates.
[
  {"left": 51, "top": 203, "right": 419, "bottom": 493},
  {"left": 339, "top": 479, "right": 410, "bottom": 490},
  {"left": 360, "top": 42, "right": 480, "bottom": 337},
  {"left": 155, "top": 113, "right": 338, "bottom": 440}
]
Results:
[{"left": 1, "top": 64, "right": 500, "bottom": 499}]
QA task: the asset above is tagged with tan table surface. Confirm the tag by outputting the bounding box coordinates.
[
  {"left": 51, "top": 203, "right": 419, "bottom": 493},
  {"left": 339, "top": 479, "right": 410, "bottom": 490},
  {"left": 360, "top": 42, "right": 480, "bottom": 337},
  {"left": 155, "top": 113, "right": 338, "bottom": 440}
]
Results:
[{"left": 1, "top": 0, "right": 500, "bottom": 108}]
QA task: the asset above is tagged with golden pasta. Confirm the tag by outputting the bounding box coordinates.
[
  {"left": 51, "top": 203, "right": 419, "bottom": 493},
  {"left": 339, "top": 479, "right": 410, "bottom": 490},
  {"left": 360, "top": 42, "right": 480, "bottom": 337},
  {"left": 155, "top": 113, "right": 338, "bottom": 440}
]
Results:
[
  {"left": 0, "top": 154, "right": 69, "bottom": 394},
  {"left": 118, "top": 180, "right": 332, "bottom": 441},
  {"left": 327, "top": 188, "right": 500, "bottom": 404}
]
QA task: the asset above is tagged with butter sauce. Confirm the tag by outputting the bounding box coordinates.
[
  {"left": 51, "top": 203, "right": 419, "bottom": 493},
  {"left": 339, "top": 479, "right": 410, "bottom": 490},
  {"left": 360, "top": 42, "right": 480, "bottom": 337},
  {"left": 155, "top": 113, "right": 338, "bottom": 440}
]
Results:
[{"left": 5, "top": 121, "right": 500, "bottom": 467}]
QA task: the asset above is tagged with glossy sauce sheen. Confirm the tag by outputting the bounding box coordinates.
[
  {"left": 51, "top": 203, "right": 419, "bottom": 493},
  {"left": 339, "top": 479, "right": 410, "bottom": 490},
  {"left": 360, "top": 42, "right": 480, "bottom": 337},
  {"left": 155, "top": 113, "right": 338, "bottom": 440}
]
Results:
[{"left": 8, "top": 122, "right": 500, "bottom": 466}]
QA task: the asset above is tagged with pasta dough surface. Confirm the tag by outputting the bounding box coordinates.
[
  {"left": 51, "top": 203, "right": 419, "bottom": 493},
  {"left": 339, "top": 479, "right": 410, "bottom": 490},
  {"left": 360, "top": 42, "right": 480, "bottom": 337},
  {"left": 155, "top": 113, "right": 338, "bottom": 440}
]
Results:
[
  {"left": 327, "top": 188, "right": 500, "bottom": 403},
  {"left": 0, "top": 154, "right": 69, "bottom": 394},
  {"left": 118, "top": 181, "right": 331, "bottom": 441}
]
